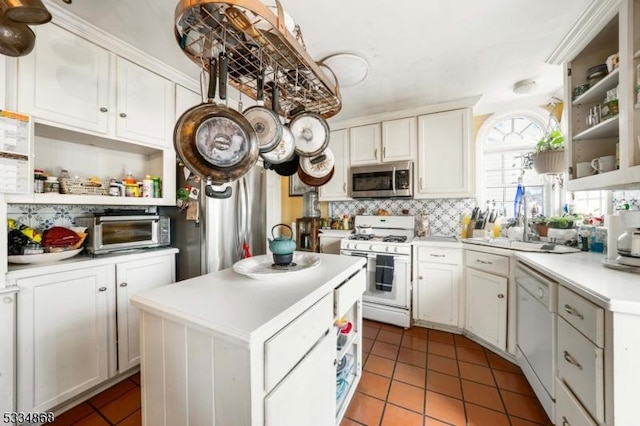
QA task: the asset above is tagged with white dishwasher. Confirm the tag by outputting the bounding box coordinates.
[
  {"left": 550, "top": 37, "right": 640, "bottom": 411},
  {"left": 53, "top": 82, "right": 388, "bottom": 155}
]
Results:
[{"left": 515, "top": 261, "right": 557, "bottom": 422}]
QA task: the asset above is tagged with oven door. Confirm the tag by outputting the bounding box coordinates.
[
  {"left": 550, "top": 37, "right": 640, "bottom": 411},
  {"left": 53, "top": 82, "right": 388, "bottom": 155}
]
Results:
[
  {"left": 93, "top": 215, "right": 161, "bottom": 254},
  {"left": 341, "top": 251, "right": 410, "bottom": 308}
]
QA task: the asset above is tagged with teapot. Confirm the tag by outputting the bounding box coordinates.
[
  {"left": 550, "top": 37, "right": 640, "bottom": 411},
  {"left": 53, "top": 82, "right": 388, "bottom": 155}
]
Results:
[{"left": 269, "top": 223, "right": 296, "bottom": 254}]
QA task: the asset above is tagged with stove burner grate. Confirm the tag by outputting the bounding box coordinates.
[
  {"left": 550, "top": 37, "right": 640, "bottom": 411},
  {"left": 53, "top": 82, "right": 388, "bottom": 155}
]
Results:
[
  {"left": 383, "top": 235, "right": 408, "bottom": 243},
  {"left": 350, "top": 234, "right": 374, "bottom": 241}
]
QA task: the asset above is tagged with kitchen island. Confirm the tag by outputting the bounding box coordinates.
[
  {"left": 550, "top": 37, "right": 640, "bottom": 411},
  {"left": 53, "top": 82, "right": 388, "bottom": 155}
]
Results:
[{"left": 131, "top": 252, "right": 366, "bottom": 426}]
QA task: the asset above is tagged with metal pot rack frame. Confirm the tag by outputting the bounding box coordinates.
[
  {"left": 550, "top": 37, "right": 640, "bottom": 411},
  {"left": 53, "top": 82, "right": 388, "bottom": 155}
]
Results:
[{"left": 175, "top": 0, "right": 342, "bottom": 119}]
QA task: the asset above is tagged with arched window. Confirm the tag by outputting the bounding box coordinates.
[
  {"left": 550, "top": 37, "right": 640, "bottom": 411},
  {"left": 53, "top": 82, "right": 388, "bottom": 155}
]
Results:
[{"left": 476, "top": 109, "right": 553, "bottom": 218}]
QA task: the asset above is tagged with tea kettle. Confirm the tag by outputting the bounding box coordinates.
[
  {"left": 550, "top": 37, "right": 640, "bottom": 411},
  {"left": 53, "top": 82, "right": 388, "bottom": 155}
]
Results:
[{"left": 268, "top": 224, "right": 296, "bottom": 265}]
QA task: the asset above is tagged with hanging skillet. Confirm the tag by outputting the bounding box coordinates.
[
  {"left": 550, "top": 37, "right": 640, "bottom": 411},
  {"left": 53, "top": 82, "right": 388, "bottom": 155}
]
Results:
[
  {"left": 298, "top": 148, "right": 335, "bottom": 187},
  {"left": 261, "top": 82, "right": 295, "bottom": 165},
  {"left": 174, "top": 53, "right": 258, "bottom": 198},
  {"left": 289, "top": 111, "right": 330, "bottom": 157},
  {"left": 244, "top": 68, "right": 283, "bottom": 153}
]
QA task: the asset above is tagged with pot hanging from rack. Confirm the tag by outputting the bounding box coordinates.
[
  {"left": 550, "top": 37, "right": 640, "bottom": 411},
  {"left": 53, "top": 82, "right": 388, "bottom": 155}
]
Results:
[
  {"left": 174, "top": 53, "right": 258, "bottom": 198},
  {"left": 244, "top": 68, "right": 283, "bottom": 153},
  {"left": 0, "top": 0, "right": 51, "bottom": 25},
  {"left": 260, "top": 81, "right": 295, "bottom": 165},
  {"left": 297, "top": 147, "right": 335, "bottom": 186},
  {"left": 0, "top": 12, "right": 34, "bottom": 57},
  {"left": 289, "top": 111, "right": 330, "bottom": 157}
]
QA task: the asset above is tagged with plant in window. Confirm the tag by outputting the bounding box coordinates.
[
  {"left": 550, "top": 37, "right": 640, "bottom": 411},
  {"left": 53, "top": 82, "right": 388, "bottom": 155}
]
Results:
[{"left": 522, "top": 109, "right": 566, "bottom": 174}]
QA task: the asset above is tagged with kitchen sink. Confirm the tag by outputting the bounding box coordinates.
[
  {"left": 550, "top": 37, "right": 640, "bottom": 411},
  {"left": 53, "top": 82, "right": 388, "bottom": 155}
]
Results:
[{"left": 463, "top": 237, "right": 580, "bottom": 253}]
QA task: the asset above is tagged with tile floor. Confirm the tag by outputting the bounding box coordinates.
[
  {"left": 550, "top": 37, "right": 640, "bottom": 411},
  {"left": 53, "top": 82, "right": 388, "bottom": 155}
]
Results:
[{"left": 51, "top": 322, "right": 552, "bottom": 426}]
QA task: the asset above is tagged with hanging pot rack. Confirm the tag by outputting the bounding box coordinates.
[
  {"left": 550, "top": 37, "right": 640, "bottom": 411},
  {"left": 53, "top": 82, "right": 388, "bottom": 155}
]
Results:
[{"left": 174, "top": 0, "right": 342, "bottom": 119}]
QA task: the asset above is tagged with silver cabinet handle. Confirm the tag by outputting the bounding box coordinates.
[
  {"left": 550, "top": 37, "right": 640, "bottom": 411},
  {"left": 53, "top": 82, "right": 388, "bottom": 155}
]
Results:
[
  {"left": 476, "top": 259, "right": 493, "bottom": 265},
  {"left": 564, "top": 304, "right": 584, "bottom": 320},
  {"left": 343, "top": 182, "right": 346, "bottom": 192},
  {"left": 418, "top": 276, "right": 424, "bottom": 280},
  {"left": 383, "top": 146, "right": 386, "bottom": 158},
  {"left": 99, "top": 107, "right": 108, "bottom": 113},
  {"left": 374, "top": 148, "right": 378, "bottom": 159},
  {"left": 497, "top": 294, "right": 505, "bottom": 299},
  {"left": 563, "top": 350, "right": 583, "bottom": 370},
  {"left": 120, "top": 282, "right": 128, "bottom": 287},
  {"left": 419, "top": 177, "right": 423, "bottom": 190},
  {"left": 562, "top": 416, "right": 570, "bottom": 426},
  {"left": 119, "top": 112, "right": 127, "bottom": 118},
  {"left": 430, "top": 254, "right": 445, "bottom": 258},
  {"left": 98, "top": 287, "right": 107, "bottom": 292}
]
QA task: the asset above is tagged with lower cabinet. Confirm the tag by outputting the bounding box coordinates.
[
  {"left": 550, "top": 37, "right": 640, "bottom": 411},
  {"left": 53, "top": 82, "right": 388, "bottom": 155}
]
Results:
[
  {"left": 464, "top": 267, "right": 508, "bottom": 351},
  {"left": 13, "top": 251, "right": 176, "bottom": 413},
  {"left": 0, "top": 290, "right": 17, "bottom": 420}
]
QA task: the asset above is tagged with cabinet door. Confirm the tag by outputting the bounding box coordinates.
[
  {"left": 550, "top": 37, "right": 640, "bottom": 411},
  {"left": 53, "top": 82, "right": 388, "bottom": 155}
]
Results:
[
  {"left": 116, "top": 254, "right": 175, "bottom": 372},
  {"left": 414, "top": 262, "right": 460, "bottom": 326},
  {"left": 416, "top": 109, "right": 473, "bottom": 198},
  {"left": 17, "top": 266, "right": 114, "bottom": 412},
  {"left": 265, "top": 332, "right": 335, "bottom": 426},
  {"left": 319, "top": 129, "right": 350, "bottom": 200},
  {"left": 464, "top": 268, "right": 507, "bottom": 351},
  {"left": 116, "top": 58, "right": 175, "bottom": 148},
  {"left": 17, "top": 23, "right": 111, "bottom": 134},
  {"left": 0, "top": 292, "right": 16, "bottom": 417},
  {"left": 382, "top": 117, "right": 417, "bottom": 162},
  {"left": 175, "top": 84, "right": 201, "bottom": 120},
  {"left": 349, "top": 124, "right": 381, "bottom": 165}
]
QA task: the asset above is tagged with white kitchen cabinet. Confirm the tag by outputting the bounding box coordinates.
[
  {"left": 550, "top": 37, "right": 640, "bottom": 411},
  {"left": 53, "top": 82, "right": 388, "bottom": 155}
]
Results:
[
  {"left": 16, "top": 265, "right": 115, "bottom": 413},
  {"left": 175, "top": 84, "right": 202, "bottom": 119},
  {"left": 413, "top": 244, "right": 462, "bottom": 327},
  {"left": 464, "top": 268, "right": 508, "bottom": 351},
  {"left": 416, "top": 108, "right": 473, "bottom": 198},
  {"left": 319, "top": 129, "right": 350, "bottom": 200},
  {"left": 349, "top": 123, "right": 381, "bottom": 165},
  {"left": 116, "top": 254, "right": 175, "bottom": 372},
  {"left": 381, "top": 117, "right": 417, "bottom": 162},
  {"left": 0, "top": 289, "right": 17, "bottom": 422}
]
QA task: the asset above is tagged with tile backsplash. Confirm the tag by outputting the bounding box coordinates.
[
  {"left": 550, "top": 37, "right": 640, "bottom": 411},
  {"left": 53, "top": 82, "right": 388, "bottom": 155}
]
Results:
[
  {"left": 329, "top": 198, "right": 476, "bottom": 236},
  {"left": 612, "top": 190, "right": 639, "bottom": 209}
]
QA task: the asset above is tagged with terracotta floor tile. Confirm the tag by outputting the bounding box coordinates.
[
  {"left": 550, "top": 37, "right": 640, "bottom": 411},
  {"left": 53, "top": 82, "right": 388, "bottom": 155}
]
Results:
[
  {"left": 458, "top": 361, "right": 495, "bottom": 386},
  {"left": 465, "top": 403, "right": 510, "bottom": 426},
  {"left": 453, "top": 334, "right": 484, "bottom": 350},
  {"left": 73, "top": 412, "right": 110, "bottom": 426},
  {"left": 380, "top": 323, "right": 405, "bottom": 334},
  {"left": 381, "top": 403, "right": 424, "bottom": 426},
  {"left": 493, "top": 369, "right": 536, "bottom": 396},
  {"left": 393, "top": 362, "right": 426, "bottom": 388},
  {"left": 116, "top": 409, "right": 141, "bottom": 426},
  {"left": 363, "top": 319, "right": 383, "bottom": 329},
  {"left": 371, "top": 341, "right": 400, "bottom": 360},
  {"left": 129, "top": 372, "right": 140, "bottom": 386},
  {"left": 89, "top": 378, "right": 136, "bottom": 408},
  {"left": 99, "top": 387, "right": 141, "bottom": 424},
  {"left": 427, "top": 353, "right": 459, "bottom": 377},
  {"left": 377, "top": 329, "right": 403, "bottom": 345},
  {"left": 362, "top": 337, "right": 374, "bottom": 353},
  {"left": 340, "top": 417, "right": 364, "bottom": 426},
  {"left": 387, "top": 380, "right": 425, "bottom": 414},
  {"left": 428, "top": 330, "right": 455, "bottom": 345},
  {"left": 397, "top": 347, "right": 427, "bottom": 368},
  {"left": 364, "top": 354, "right": 395, "bottom": 378},
  {"left": 424, "top": 390, "right": 466, "bottom": 425},
  {"left": 486, "top": 352, "right": 522, "bottom": 374},
  {"left": 509, "top": 415, "right": 554, "bottom": 426},
  {"left": 426, "top": 370, "right": 462, "bottom": 399},
  {"left": 501, "top": 389, "right": 552, "bottom": 424},
  {"left": 363, "top": 326, "right": 380, "bottom": 340},
  {"left": 428, "top": 341, "right": 457, "bottom": 359},
  {"left": 357, "top": 371, "right": 391, "bottom": 400},
  {"left": 51, "top": 402, "right": 95, "bottom": 425},
  {"left": 362, "top": 351, "right": 370, "bottom": 364},
  {"left": 401, "top": 335, "right": 428, "bottom": 352},
  {"left": 455, "top": 346, "right": 488, "bottom": 366},
  {"left": 404, "top": 326, "right": 429, "bottom": 340},
  {"left": 461, "top": 379, "right": 505, "bottom": 412},
  {"left": 424, "top": 416, "right": 452, "bottom": 426},
  {"left": 345, "top": 392, "right": 385, "bottom": 426}
]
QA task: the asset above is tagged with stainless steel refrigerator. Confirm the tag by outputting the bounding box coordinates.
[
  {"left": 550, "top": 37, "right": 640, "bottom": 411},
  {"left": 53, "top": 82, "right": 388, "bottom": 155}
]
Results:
[{"left": 160, "top": 162, "right": 267, "bottom": 281}]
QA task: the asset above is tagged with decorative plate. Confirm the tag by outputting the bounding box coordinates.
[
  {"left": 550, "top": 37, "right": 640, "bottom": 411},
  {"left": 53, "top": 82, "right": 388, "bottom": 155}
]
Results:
[
  {"left": 8, "top": 248, "right": 84, "bottom": 264},
  {"left": 233, "top": 252, "right": 320, "bottom": 280}
]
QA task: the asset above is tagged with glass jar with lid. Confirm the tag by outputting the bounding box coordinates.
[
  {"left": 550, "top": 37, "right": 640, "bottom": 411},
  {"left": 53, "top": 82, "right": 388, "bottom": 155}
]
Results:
[{"left": 303, "top": 189, "right": 320, "bottom": 218}]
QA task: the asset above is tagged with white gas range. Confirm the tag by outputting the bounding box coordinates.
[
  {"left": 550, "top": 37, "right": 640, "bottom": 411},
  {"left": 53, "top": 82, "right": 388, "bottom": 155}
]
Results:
[{"left": 340, "top": 215, "right": 414, "bottom": 328}]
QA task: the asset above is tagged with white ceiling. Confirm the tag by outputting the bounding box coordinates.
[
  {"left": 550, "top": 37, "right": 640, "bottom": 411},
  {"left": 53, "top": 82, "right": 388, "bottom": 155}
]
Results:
[{"left": 46, "top": 0, "right": 594, "bottom": 121}]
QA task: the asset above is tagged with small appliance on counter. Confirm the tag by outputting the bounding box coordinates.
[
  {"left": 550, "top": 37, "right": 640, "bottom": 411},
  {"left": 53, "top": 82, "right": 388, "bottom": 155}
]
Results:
[{"left": 616, "top": 210, "right": 640, "bottom": 268}]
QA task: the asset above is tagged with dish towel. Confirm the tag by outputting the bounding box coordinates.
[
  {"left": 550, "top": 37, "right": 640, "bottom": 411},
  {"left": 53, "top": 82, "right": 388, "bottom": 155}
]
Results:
[{"left": 375, "top": 255, "right": 394, "bottom": 292}]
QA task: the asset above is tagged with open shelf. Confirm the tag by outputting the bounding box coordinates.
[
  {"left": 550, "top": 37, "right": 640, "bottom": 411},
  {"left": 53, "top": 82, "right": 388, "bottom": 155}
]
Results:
[
  {"left": 572, "top": 116, "right": 619, "bottom": 140},
  {"left": 337, "top": 330, "right": 358, "bottom": 360},
  {"left": 572, "top": 68, "right": 619, "bottom": 106}
]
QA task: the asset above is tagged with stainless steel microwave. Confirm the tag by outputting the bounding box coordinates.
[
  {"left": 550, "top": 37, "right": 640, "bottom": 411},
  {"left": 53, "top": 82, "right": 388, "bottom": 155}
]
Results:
[
  {"left": 74, "top": 214, "right": 171, "bottom": 255},
  {"left": 349, "top": 161, "right": 413, "bottom": 198}
]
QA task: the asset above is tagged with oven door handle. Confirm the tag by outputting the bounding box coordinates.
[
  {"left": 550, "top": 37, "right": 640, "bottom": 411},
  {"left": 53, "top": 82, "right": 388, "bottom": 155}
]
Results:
[
  {"left": 96, "top": 215, "right": 159, "bottom": 224},
  {"left": 392, "top": 166, "right": 396, "bottom": 194}
]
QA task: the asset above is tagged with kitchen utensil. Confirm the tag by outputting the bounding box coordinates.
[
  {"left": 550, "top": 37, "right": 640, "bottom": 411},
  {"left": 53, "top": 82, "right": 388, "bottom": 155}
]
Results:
[
  {"left": 224, "top": 6, "right": 275, "bottom": 54},
  {"left": 0, "top": 12, "right": 34, "bottom": 57},
  {"left": 0, "top": 0, "right": 51, "bottom": 25},
  {"left": 260, "top": 81, "right": 295, "bottom": 164},
  {"left": 289, "top": 111, "right": 330, "bottom": 157},
  {"left": 297, "top": 164, "right": 334, "bottom": 187},
  {"left": 244, "top": 69, "right": 283, "bottom": 153},
  {"left": 299, "top": 148, "right": 334, "bottom": 179},
  {"left": 174, "top": 57, "right": 259, "bottom": 198},
  {"left": 587, "top": 63, "right": 608, "bottom": 87},
  {"left": 268, "top": 223, "right": 296, "bottom": 256}
]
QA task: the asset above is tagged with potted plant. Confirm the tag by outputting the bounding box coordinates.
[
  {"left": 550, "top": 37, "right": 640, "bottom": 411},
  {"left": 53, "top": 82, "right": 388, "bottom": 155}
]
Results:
[
  {"left": 532, "top": 216, "right": 549, "bottom": 237},
  {"left": 523, "top": 128, "right": 566, "bottom": 174}
]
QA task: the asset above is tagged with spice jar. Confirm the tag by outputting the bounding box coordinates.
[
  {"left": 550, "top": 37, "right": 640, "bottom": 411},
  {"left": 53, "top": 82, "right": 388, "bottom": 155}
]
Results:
[
  {"left": 33, "top": 169, "right": 44, "bottom": 193},
  {"left": 44, "top": 176, "right": 59, "bottom": 193}
]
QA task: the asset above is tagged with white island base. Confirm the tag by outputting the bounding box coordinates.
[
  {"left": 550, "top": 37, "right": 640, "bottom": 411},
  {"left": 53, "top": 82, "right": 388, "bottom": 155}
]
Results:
[{"left": 131, "top": 253, "right": 366, "bottom": 426}]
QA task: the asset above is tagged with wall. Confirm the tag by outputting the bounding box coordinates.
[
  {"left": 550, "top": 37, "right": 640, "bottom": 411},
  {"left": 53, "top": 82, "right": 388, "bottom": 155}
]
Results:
[{"left": 279, "top": 176, "right": 328, "bottom": 227}]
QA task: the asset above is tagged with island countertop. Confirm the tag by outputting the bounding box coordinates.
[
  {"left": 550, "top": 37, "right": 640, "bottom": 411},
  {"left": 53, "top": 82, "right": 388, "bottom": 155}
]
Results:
[{"left": 131, "top": 252, "right": 366, "bottom": 343}]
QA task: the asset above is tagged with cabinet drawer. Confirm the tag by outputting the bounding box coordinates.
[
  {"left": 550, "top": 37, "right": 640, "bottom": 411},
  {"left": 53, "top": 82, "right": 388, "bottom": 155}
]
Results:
[
  {"left": 558, "top": 286, "right": 604, "bottom": 347},
  {"left": 264, "top": 295, "right": 332, "bottom": 392},
  {"left": 334, "top": 268, "right": 365, "bottom": 318},
  {"left": 465, "top": 250, "right": 509, "bottom": 276},
  {"left": 557, "top": 317, "right": 604, "bottom": 424},
  {"left": 416, "top": 246, "right": 461, "bottom": 264},
  {"left": 555, "top": 377, "right": 597, "bottom": 426}
]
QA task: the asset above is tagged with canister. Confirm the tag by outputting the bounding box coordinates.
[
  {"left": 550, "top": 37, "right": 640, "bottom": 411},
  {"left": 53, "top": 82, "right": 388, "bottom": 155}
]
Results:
[
  {"left": 33, "top": 169, "right": 44, "bottom": 193},
  {"left": 44, "top": 176, "right": 59, "bottom": 193},
  {"left": 142, "top": 175, "right": 153, "bottom": 198},
  {"left": 152, "top": 177, "right": 161, "bottom": 198}
]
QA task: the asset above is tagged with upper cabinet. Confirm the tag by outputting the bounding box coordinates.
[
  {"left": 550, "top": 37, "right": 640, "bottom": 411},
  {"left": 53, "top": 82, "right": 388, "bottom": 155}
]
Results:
[
  {"left": 415, "top": 108, "right": 474, "bottom": 198},
  {"left": 17, "top": 24, "right": 176, "bottom": 150},
  {"left": 550, "top": 0, "right": 640, "bottom": 190},
  {"left": 349, "top": 123, "right": 381, "bottom": 165},
  {"left": 175, "top": 85, "right": 202, "bottom": 120},
  {"left": 319, "top": 129, "right": 350, "bottom": 201},
  {"left": 349, "top": 118, "right": 417, "bottom": 166}
]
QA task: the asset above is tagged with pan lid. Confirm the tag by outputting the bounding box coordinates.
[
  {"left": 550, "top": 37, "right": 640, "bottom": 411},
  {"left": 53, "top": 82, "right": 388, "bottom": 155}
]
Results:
[
  {"left": 244, "top": 106, "right": 283, "bottom": 153},
  {"left": 299, "top": 148, "right": 334, "bottom": 178},
  {"left": 261, "top": 125, "right": 295, "bottom": 164},
  {"left": 289, "top": 112, "right": 330, "bottom": 157}
]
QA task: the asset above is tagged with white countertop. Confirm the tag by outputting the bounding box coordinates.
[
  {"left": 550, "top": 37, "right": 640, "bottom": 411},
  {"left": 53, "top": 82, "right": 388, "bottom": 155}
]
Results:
[
  {"left": 413, "top": 236, "right": 462, "bottom": 248},
  {"left": 130, "top": 252, "right": 365, "bottom": 343},
  {"left": 513, "top": 251, "right": 640, "bottom": 314}
]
